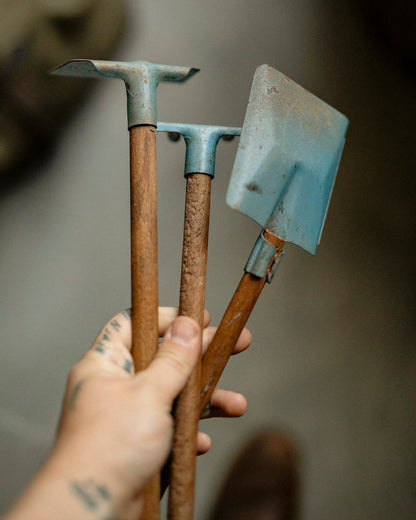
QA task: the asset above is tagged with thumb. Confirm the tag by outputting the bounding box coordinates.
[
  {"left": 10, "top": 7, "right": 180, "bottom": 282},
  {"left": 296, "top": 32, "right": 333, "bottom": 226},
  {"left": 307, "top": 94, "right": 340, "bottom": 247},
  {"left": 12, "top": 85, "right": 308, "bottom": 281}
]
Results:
[{"left": 142, "top": 316, "right": 201, "bottom": 407}]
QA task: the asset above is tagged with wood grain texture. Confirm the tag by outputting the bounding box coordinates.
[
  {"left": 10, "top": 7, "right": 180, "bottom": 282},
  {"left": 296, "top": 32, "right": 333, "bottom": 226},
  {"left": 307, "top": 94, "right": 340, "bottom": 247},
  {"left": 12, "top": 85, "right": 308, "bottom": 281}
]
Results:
[
  {"left": 199, "top": 233, "right": 285, "bottom": 414},
  {"left": 129, "top": 125, "right": 160, "bottom": 520},
  {"left": 199, "top": 271, "right": 266, "bottom": 413},
  {"left": 168, "top": 174, "right": 212, "bottom": 520}
]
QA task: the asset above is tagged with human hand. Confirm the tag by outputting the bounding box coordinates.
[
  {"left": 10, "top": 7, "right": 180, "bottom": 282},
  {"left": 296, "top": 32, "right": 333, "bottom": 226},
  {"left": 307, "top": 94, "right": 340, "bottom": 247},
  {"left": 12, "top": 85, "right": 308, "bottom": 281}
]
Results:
[{"left": 46, "top": 308, "right": 250, "bottom": 519}]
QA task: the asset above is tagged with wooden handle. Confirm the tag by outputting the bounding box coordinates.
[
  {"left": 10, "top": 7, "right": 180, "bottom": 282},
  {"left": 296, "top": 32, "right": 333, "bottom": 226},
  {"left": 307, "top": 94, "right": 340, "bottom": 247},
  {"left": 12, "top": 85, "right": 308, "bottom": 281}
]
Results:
[
  {"left": 168, "top": 174, "right": 212, "bottom": 520},
  {"left": 199, "top": 271, "right": 266, "bottom": 413},
  {"left": 129, "top": 125, "right": 160, "bottom": 520},
  {"left": 200, "top": 232, "right": 285, "bottom": 415}
]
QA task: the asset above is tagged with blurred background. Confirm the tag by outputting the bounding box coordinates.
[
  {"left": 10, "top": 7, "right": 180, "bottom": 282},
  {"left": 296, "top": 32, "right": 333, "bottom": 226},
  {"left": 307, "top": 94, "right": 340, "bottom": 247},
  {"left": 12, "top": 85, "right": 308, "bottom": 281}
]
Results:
[{"left": 0, "top": 0, "right": 415, "bottom": 518}]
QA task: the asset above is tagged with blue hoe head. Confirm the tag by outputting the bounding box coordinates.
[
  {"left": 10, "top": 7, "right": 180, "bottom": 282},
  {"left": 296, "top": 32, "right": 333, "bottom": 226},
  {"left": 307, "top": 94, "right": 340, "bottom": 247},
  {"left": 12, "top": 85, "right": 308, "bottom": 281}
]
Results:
[
  {"left": 50, "top": 59, "right": 199, "bottom": 128},
  {"left": 157, "top": 122, "right": 241, "bottom": 177}
]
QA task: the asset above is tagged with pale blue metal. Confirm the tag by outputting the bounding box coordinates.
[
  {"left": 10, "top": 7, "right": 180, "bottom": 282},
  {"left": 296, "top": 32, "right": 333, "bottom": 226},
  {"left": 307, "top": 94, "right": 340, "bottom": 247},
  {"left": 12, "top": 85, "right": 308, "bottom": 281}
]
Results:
[
  {"left": 266, "top": 249, "right": 284, "bottom": 283},
  {"left": 50, "top": 59, "right": 199, "bottom": 128},
  {"left": 227, "top": 64, "right": 349, "bottom": 257},
  {"left": 157, "top": 122, "right": 241, "bottom": 177},
  {"left": 244, "top": 231, "right": 280, "bottom": 278}
]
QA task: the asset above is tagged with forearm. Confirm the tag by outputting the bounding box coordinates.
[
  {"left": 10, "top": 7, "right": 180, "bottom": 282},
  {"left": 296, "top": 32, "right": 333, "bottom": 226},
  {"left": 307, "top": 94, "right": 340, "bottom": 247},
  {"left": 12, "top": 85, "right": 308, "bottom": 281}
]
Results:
[{"left": 3, "top": 449, "right": 140, "bottom": 520}]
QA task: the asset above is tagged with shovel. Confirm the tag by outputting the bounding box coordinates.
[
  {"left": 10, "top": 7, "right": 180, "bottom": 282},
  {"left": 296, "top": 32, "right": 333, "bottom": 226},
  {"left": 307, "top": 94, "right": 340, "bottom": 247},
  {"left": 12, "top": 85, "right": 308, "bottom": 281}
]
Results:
[
  {"left": 51, "top": 59, "right": 198, "bottom": 520},
  {"left": 199, "top": 64, "right": 349, "bottom": 414},
  {"left": 157, "top": 122, "right": 241, "bottom": 520}
]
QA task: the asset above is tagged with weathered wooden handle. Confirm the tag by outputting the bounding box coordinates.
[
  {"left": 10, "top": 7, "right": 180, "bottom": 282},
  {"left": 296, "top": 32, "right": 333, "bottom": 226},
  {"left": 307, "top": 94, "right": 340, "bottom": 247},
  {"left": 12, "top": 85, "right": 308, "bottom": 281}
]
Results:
[
  {"left": 199, "top": 271, "right": 266, "bottom": 413},
  {"left": 168, "top": 173, "right": 212, "bottom": 520},
  {"left": 200, "top": 232, "right": 285, "bottom": 415},
  {"left": 129, "top": 125, "right": 160, "bottom": 520}
]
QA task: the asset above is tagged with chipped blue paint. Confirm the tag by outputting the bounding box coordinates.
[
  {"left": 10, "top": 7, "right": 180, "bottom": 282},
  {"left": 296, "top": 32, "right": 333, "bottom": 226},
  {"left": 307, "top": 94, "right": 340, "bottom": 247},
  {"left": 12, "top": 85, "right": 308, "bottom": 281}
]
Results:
[
  {"left": 266, "top": 251, "right": 284, "bottom": 283},
  {"left": 244, "top": 231, "right": 280, "bottom": 278},
  {"left": 50, "top": 59, "right": 199, "bottom": 128},
  {"left": 157, "top": 122, "right": 241, "bottom": 177},
  {"left": 227, "top": 64, "right": 348, "bottom": 257}
]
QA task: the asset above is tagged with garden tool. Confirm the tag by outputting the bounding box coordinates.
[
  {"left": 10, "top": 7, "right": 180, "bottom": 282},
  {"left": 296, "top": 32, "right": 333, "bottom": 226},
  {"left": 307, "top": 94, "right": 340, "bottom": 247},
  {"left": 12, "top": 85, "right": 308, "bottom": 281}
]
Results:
[
  {"left": 199, "top": 64, "right": 349, "bottom": 414},
  {"left": 51, "top": 59, "right": 198, "bottom": 520},
  {"left": 157, "top": 122, "right": 241, "bottom": 520}
]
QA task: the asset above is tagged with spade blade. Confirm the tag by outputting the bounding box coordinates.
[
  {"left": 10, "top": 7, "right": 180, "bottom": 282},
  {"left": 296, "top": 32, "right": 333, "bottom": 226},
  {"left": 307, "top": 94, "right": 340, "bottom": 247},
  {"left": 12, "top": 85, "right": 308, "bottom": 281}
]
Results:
[{"left": 227, "top": 65, "right": 348, "bottom": 254}]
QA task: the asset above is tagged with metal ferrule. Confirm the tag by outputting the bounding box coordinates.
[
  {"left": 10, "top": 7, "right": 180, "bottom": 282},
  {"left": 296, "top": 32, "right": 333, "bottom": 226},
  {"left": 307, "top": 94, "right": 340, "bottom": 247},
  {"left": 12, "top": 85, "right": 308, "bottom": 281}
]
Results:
[
  {"left": 245, "top": 231, "right": 284, "bottom": 281},
  {"left": 157, "top": 122, "right": 241, "bottom": 177},
  {"left": 50, "top": 59, "right": 199, "bottom": 128}
]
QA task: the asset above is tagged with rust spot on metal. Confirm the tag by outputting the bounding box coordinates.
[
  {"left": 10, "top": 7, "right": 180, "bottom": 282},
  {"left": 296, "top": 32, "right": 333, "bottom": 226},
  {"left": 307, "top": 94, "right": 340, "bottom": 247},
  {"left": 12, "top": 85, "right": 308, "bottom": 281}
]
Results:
[
  {"left": 267, "top": 85, "right": 278, "bottom": 95},
  {"left": 245, "top": 182, "right": 263, "bottom": 194},
  {"left": 101, "top": 63, "right": 123, "bottom": 73}
]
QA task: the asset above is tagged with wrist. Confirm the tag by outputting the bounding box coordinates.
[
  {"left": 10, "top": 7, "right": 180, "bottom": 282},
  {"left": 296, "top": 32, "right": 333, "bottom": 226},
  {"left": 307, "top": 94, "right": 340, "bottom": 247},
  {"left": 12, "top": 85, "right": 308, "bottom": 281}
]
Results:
[
  {"left": 4, "top": 440, "right": 143, "bottom": 520},
  {"left": 3, "top": 458, "right": 124, "bottom": 520},
  {"left": 48, "top": 440, "right": 142, "bottom": 518}
]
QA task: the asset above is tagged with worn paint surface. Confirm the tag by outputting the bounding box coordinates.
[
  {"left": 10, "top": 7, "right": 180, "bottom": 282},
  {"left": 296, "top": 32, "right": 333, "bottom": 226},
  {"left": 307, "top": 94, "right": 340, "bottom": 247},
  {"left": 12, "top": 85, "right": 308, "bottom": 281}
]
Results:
[
  {"left": 157, "top": 122, "right": 241, "bottom": 177},
  {"left": 227, "top": 64, "right": 348, "bottom": 255},
  {"left": 50, "top": 59, "right": 199, "bottom": 128},
  {"left": 245, "top": 231, "right": 280, "bottom": 278}
]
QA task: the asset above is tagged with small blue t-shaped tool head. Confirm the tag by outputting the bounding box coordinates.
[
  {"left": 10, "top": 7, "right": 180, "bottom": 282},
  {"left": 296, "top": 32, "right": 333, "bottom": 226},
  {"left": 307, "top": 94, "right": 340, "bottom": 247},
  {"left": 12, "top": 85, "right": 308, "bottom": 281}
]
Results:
[
  {"left": 157, "top": 122, "right": 241, "bottom": 177},
  {"left": 50, "top": 59, "right": 199, "bottom": 128}
]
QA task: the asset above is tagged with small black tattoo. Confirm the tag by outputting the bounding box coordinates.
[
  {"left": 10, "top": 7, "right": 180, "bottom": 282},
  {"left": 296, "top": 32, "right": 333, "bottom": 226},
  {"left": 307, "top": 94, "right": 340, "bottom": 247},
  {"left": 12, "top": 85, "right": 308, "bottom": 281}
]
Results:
[
  {"left": 122, "top": 308, "right": 131, "bottom": 319},
  {"left": 70, "top": 480, "right": 98, "bottom": 510},
  {"left": 96, "top": 484, "right": 110, "bottom": 500},
  {"left": 69, "top": 478, "right": 111, "bottom": 514},
  {"left": 110, "top": 320, "right": 121, "bottom": 332},
  {"left": 122, "top": 359, "right": 133, "bottom": 374},
  {"left": 95, "top": 342, "right": 107, "bottom": 354}
]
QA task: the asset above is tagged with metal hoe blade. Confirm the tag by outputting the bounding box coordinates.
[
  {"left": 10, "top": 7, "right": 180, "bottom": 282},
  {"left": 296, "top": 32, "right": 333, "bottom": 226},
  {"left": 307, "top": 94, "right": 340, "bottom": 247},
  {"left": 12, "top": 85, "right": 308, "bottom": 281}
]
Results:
[
  {"left": 227, "top": 64, "right": 349, "bottom": 254},
  {"left": 50, "top": 59, "right": 199, "bottom": 128},
  {"left": 157, "top": 122, "right": 241, "bottom": 176}
]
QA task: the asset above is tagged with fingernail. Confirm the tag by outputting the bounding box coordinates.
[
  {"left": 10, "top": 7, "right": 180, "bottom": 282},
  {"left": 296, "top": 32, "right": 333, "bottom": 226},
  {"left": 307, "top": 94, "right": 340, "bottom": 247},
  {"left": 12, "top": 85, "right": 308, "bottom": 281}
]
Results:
[{"left": 169, "top": 317, "right": 198, "bottom": 346}]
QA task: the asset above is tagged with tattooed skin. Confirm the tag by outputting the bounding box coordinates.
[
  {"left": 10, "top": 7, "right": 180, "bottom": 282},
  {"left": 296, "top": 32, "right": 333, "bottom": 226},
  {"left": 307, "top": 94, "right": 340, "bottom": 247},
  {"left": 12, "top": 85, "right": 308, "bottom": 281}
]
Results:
[
  {"left": 69, "top": 478, "right": 115, "bottom": 519},
  {"left": 110, "top": 320, "right": 122, "bottom": 332},
  {"left": 94, "top": 342, "right": 108, "bottom": 354},
  {"left": 122, "top": 359, "right": 133, "bottom": 374},
  {"left": 102, "top": 329, "right": 111, "bottom": 342},
  {"left": 122, "top": 308, "right": 131, "bottom": 320}
]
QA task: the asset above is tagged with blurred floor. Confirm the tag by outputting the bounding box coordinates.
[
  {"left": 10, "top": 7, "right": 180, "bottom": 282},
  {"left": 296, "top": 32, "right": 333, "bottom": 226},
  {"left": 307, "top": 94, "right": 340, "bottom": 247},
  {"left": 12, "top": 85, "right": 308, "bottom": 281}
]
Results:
[{"left": 0, "top": 1, "right": 415, "bottom": 519}]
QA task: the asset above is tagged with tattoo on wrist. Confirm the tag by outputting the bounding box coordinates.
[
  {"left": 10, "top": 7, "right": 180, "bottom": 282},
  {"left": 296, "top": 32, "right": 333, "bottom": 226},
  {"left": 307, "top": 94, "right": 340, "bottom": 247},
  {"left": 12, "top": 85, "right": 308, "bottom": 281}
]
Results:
[{"left": 69, "top": 478, "right": 115, "bottom": 519}]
